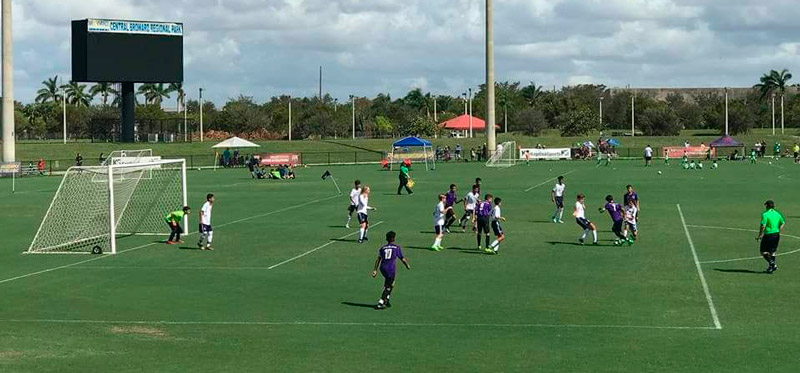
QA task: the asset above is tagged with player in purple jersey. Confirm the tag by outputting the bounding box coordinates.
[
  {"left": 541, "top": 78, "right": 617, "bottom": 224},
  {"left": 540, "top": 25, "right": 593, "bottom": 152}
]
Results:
[
  {"left": 474, "top": 194, "right": 494, "bottom": 251},
  {"left": 371, "top": 231, "right": 411, "bottom": 310},
  {"left": 599, "top": 195, "right": 632, "bottom": 246},
  {"left": 442, "top": 184, "right": 460, "bottom": 233},
  {"left": 623, "top": 185, "right": 640, "bottom": 216}
]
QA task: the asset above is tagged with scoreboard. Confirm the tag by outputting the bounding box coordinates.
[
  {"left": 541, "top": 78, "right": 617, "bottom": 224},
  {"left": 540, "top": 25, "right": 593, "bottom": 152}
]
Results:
[{"left": 72, "top": 19, "right": 183, "bottom": 83}]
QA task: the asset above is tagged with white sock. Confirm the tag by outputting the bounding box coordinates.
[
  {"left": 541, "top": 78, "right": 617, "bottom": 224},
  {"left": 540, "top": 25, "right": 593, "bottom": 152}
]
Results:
[
  {"left": 346, "top": 216, "right": 351, "bottom": 225},
  {"left": 592, "top": 230, "right": 598, "bottom": 243},
  {"left": 490, "top": 240, "right": 499, "bottom": 248},
  {"left": 493, "top": 245, "right": 500, "bottom": 252},
  {"left": 360, "top": 228, "right": 366, "bottom": 240},
  {"left": 434, "top": 237, "right": 442, "bottom": 247},
  {"left": 207, "top": 231, "right": 213, "bottom": 244},
  {"left": 558, "top": 209, "right": 564, "bottom": 220},
  {"left": 581, "top": 229, "right": 589, "bottom": 240}
]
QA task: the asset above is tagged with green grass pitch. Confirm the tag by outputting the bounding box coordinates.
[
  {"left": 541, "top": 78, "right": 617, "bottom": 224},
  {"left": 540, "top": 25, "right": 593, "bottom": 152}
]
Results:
[{"left": 0, "top": 158, "right": 798, "bottom": 372}]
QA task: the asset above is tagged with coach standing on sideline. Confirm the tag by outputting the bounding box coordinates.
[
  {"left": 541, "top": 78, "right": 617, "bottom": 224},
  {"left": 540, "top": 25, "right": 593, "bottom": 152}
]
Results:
[
  {"left": 757, "top": 200, "right": 785, "bottom": 274},
  {"left": 397, "top": 161, "right": 413, "bottom": 195}
]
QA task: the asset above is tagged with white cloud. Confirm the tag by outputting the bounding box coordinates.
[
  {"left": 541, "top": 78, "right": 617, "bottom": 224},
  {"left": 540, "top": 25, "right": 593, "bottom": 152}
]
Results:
[{"left": 4, "top": 0, "right": 800, "bottom": 104}]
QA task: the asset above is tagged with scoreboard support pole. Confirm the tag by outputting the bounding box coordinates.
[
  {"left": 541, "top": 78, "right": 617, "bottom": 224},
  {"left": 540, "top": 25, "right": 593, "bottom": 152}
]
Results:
[{"left": 120, "top": 82, "right": 135, "bottom": 142}]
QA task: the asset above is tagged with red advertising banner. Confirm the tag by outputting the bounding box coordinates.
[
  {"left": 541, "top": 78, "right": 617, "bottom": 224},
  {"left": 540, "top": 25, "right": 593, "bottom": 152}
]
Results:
[
  {"left": 662, "top": 146, "right": 715, "bottom": 159},
  {"left": 259, "top": 153, "right": 300, "bottom": 166}
]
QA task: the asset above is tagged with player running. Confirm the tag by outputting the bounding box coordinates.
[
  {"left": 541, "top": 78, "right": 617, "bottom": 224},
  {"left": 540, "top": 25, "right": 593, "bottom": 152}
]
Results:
[
  {"left": 623, "top": 185, "right": 640, "bottom": 216},
  {"left": 371, "top": 231, "right": 411, "bottom": 310},
  {"left": 197, "top": 194, "right": 215, "bottom": 250},
  {"left": 600, "top": 195, "right": 630, "bottom": 246},
  {"left": 431, "top": 194, "right": 451, "bottom": 251},
  {"left": 623, "top": 198, "right": 638, "bottom": 243},
  {"left": 475, "top": 194, "right": 493, "bottom": 251},
  {"left": 573, "top": 194, "right": 597, "bottom": 245},
  {"left": 486, "top": 197, "right": 506, "bottom": 254},
  {"left": 459, "top": 184, "right": 480, "bottom": 232},
  {"left": 357, "top": 186, "right": 376, "bottom": 243},
  {"left": 346, "top": 180, "right": 362, "bottom": 228},
  {"left": 165, "top": 206, "right": 190, "bottom": 244},
  {"left": 757, "top": 200, "right": 785, "bottom": 274},
  {"left": 551, "top": 176, "right": 566, "bottom": 223},
  {"left": 443, "top": 184, "right": 459, "bottom": 233}
]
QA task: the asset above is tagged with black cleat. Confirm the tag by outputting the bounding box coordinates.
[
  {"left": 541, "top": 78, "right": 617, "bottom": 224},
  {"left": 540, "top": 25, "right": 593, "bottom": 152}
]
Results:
[
  {"left": 358, "top": 239, "right": 363, "bottom": 244},
  {"left": 375, "top": 303, "right": 386, "bottom": 310},
  {"left": 385, "top": 301, "right": 392, "bottom": 308},
  {"left": 579, "top": 238, "right": 585, "bottom": 245}
]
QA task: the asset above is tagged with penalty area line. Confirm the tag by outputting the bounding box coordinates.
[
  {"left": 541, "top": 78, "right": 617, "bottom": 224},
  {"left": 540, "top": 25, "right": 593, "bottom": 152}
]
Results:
[
  {"left": 3, "top": 195, "right": 341, "bottom": 286},
  {"left": 0, "top": 318, "right": 717, "bottom": 330},
  {"left": 677, "top": 204, "right": 722, "bottom": 330},
  {"left": 268, "top": 221, "right": 385, "bottom": 270},
  {"left": 524, "top": 170, "right": 575, "bottom": 192}
]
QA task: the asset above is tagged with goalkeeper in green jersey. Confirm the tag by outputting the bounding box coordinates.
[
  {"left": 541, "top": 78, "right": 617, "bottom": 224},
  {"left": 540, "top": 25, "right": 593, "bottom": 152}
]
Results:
[{"left": 165, "top": 206, "right": 190, "bottom": 244}]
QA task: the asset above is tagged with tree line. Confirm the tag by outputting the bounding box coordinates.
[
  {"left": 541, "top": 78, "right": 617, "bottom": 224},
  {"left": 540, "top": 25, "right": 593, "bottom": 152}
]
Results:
[{"left": 14, "top": 69, "right": 800, "bottom": 140}]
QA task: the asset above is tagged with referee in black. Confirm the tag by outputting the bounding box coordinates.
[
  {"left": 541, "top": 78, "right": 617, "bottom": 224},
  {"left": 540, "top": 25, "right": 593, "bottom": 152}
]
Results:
[{"left": 756, "top": 200, "right": 786, "bottom": 274}]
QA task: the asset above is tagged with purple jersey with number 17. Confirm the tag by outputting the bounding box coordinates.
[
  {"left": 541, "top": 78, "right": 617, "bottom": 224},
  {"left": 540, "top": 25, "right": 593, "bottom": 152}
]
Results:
[
  {"left": 378, "top": 243, "right": 404, "bottom": 276},
  {"left": 604, "top": 202, "right": 624, "bottom": 222}
]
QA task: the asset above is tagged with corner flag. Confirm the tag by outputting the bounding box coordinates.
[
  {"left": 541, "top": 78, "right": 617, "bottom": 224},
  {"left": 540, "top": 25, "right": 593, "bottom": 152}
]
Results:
[
  {"left": 321, "top": 170, "right": 331, "bottom": 180},
  {"left": 321, "top": 170, "right": 341, "bottom": 194}
]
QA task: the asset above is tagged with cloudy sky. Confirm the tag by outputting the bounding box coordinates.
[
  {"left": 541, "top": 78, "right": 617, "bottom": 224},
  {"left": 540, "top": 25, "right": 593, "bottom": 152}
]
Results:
[{"left": 9, "top": 0, "right": 800, "bottom": 105}]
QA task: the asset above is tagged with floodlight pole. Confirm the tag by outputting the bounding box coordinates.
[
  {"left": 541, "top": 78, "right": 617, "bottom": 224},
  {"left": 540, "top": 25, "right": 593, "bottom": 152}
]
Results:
[
  {"left": 433, "top": 96, "right": 437, "bottom": 123},
  {"left": 1, "top": 0, "right": 14, "bottom": 162},
  {"left": 351, "top": 95, "right": 356, "bottom": 139},
  {"left": 288, "top": 96, "right": 292, "bottom": 141},
  {"left": 724, "top": 87, "right": 729, "bottom": 136},
  {"left": 631, "top": 93, "right": 635, "bottom": 137},
  {"left": 62, "top": 85, "right": 67, "bottom": 144},
  {"left": 781, "top": 94, "right": 784, "bottom": 135},
  {"left": 468, "top": 88, "right": 473, "bottom": 138},
  {"left": 485, "top": 0, "right": 497, "bottom": 151},
  {"left": 199, "top": 88, "right": 204, "bottom": 142},
  {"left": 599, "top": 97, "right": 604, "bottom": 127},
  {"left": 771, "top": 94, "right": 775, "bottom": 136},
  {"left": 462, "top": 93, "right": 467, "bottom": 116},
  {"left": 183, "top": 95, "right": 187, "bottom": 142}
]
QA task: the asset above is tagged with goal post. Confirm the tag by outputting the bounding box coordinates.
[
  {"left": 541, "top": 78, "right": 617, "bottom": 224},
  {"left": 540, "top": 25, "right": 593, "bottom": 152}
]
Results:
[
  {"left": 28, "top": 158, "right": 187, "bottom": 254},
  {"left": 486, "top": 141, "right": 517, "bottom": 168}
]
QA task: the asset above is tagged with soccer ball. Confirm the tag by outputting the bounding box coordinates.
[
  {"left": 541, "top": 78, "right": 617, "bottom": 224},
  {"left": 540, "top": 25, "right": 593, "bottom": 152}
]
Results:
[
  {"left": 658, "top": 171, "right": 662, "bottom": 175},
  {"left": 698, "top": 163, "right": 704, "bottom": 169},
  {"left": 769, "top": 161, "right": 773, "bottom": 165},
  {"left": 197, "top": 168, "right": 201, "bottom": 171}
]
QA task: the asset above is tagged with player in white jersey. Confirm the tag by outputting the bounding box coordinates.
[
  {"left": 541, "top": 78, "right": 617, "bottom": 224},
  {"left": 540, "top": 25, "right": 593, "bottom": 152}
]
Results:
[
  {"left": 573, "top": 193, "right": 597, "bottom": 245},
  {"left": 346, "top": 180, "right": 362, "bottom": 228},
  {"left": 357, "top": 186, "right": 376, "bottom": 243},
  {"left": 197, "top": 193, "right": 215, "bottom": 250},
  {"left": 486, "top": 197, "right": 506, "bottom": 254},
  {"left": 551, "top": 175, "right": 566, "bottom": 223},
  {"left": 431, "top": 194, "right": 451, "bottom": 251},
  {"left": 458, "top": 184, "right": 481, "bottom": 232},
  {"left": 623, "top": 199, "right": 639, "bottom": 242}
]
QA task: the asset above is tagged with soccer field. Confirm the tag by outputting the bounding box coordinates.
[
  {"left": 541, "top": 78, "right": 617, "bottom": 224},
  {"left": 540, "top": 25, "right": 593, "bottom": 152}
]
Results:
[{"left": 0, "top": 158, "right": 798, "bottom": 372}]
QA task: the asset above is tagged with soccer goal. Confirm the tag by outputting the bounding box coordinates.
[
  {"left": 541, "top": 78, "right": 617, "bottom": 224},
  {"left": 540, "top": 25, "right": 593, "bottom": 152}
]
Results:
[
  {"left": 101, "top": 149, "right": 153, "bottom": 166},
  {"left": 486, "top": 141, "right": 517, "bottom": 167},
  {"left": 28, "top": 158, "right": 187, "bottom": 255}
]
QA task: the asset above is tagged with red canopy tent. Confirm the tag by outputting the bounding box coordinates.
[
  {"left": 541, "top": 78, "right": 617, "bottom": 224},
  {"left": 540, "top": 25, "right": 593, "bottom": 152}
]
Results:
[{"left": 439, "top": 115, "right": 498, "bottom": 137}]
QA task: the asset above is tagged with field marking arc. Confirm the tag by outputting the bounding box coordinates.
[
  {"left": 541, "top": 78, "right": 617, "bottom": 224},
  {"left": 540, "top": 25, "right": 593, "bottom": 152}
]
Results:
[
  {"left": 1, "top": 194, "right": 341, "bottom": 286},
  {"left": 524, "top": 170, "right": 576, "bottom": 192},
  {"left": 268, "top": 221, "right": 385, "bottom": 270},
  {"left": 676, "top": 204, "right": 723, "bottom": 330},
  {"left": 687, "top": 224, "right": 800, "bottom": 264},
  {"left": 0, "top": 318, "right": 717, "bottom": 330}
]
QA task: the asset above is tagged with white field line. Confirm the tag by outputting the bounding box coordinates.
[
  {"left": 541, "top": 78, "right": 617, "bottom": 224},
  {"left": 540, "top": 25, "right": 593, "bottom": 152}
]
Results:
[
  {"left": 2, "top": 195, "right": 341, "bottom": 286},
  {"left": 524, "top": 170, "right": 576, "bottom": 192},
  {"left": 268, "top": 221, "right": 385, "bottom": 270},
  {"left": 677, "top": 204, "right": 722, "bottom": 330},
  {"left": 0, "top": 318, "right": 717, "bottom": 330},
  {"left": 687, "top": 225, "right": 800, "bottom": 264}
]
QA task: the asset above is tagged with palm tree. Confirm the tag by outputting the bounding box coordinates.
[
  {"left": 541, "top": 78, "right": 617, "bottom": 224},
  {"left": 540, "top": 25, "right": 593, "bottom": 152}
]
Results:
[
  {"left": 168, "top": 82, "right": 185, "bottom": 112},
  {"left": 138, "top": 83, "right": 171, "bottom": 106},
  {"left": 62, "top": 81, "right": 92, "bottom": 107},
  {"left": 89, "top": 82, "right": 116, "bottom": 105},
  {"left": 521, "top": 82, "right": 544, "bottom": 106},
  {"left": 35, "top": 76, "right": 62, "bottom": 103},
  {"left": 754, "top": 69, "right": 793, "bottom": 100}
]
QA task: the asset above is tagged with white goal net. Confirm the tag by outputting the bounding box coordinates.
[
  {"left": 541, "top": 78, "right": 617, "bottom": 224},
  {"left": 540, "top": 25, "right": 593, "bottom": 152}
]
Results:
[
  {"left": 486, "top": 141, "right": 517, "bottom": 167},
  {"left": 101, "top": 149, "right": 153, "bottom": 166},
  {"left": 28, "top": 158, "right": 187, "bottom": 254}
]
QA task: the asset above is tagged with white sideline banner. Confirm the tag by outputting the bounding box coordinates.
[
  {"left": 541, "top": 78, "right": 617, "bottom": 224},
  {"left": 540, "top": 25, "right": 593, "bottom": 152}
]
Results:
[{"left": 520, "top": 148, "right": 571, "bottom": 160}]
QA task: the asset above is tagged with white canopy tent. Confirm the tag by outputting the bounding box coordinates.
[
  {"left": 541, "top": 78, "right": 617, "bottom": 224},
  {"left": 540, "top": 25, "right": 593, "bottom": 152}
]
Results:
[{"left": 211, "top": 137, "right": 260, "bottom": 170}]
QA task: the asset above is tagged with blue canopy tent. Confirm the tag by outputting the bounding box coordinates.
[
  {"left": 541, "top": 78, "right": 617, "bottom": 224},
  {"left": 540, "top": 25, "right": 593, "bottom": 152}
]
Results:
[{"left": 390, "top": 136, "right": 435, "bottom": 171}]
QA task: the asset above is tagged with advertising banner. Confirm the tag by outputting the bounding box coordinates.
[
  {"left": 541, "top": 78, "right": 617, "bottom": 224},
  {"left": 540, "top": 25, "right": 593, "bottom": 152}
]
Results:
[
  {"left": 519, "top": 148, "right": 571, "bottom": 160},
  {"left": 260, "top": 153, "right": 300, "bottom": 166},
  {"left": 663, "top": 146, "right": 715, "bottom": 159},
  {"left": 87, "top": 19, "right": 183, "bottom": 36},
  {"left": 0, "top": 162, "right": 21, "bottom": 177}
]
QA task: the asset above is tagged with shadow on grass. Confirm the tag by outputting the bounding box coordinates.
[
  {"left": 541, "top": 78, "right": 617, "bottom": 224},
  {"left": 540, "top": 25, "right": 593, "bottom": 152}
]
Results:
[
  {"left": 406, "top": 245, "right": 435, "bottom": 251},
  {"left": 713, "top": 268, "right": 765, "bottom": 274},
  {"left": 178, "top": 246, "right": 203, "bottom": 250},
  {"left": 341, "top": 301, "right": 375, "bottom": 309},
  {"left": 331, "top": 238, "right": 359, "bottom": 243},
  {"left": 545, "top": 241, "right": 612, "bottom": 247}
]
